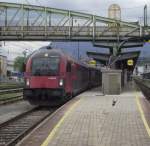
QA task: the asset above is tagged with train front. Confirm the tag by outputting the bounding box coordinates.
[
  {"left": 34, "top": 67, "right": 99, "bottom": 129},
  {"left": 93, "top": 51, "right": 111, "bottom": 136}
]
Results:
[{"left": 23, "top": 48, "right": 66, "bottom": 106}]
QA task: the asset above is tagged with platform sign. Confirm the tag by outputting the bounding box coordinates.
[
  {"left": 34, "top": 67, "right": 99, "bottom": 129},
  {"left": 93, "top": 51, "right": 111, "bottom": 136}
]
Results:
[
  {"left": 89, "top": 60, "right": 96, "bottom": 66},
  {"left": 147, "top": 40, "right": 150, "bottom": 43},
  {"left": 127, "top": 59, "right": 134, "bottom": 66}
]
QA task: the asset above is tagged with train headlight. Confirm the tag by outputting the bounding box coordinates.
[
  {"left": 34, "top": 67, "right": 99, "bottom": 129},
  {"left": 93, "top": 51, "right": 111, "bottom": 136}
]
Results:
[
  {"left": 59, "top": 79, "right": 64, "bottom": 86},
  {"left": 26, "top": 79, "right": 30, "bottom": 86}
]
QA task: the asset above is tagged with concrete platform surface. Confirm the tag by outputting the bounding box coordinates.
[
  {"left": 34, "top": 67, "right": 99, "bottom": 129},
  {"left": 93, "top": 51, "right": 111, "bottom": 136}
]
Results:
[{"left": 19, "top": 88, "right": 150, "bottom": 146}]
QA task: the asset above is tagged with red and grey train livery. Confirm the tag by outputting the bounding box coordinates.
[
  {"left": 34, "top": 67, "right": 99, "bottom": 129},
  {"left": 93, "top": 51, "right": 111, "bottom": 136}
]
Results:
[{"left": 23, "top": 46, "right": 101, "bottom": 105}]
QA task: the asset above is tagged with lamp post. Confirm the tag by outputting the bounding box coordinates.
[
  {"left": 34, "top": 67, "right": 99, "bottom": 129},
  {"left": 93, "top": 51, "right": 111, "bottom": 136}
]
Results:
[
  {"left": 74, "top": 19, "right": 80, "bottom": 60},
  {"left": 144, "top": 5, "right": 147, "bottom": 27},
  {"left": 77, "top": 23, "right": 80, "bottom": 60}
]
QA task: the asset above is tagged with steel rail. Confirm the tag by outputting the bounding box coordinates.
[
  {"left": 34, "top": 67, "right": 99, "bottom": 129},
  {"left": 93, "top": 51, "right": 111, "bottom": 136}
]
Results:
[
  {"left": 0, "top": 88, "right": 23, "bottom": 95},
  {"left": 0, "top": 106, "right": 57, "bottom": 146},
  {"left": 0, "top": 95, "right": 23, "bottom": 105}
]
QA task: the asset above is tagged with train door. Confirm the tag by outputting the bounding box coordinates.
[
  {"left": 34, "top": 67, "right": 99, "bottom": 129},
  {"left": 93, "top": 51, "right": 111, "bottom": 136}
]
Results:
[
  {"left": 71, "top": 63, "right": 78, "bottom": 95},
  {"left": 66, "top": 61, "right": 72, "bottom": 94}
]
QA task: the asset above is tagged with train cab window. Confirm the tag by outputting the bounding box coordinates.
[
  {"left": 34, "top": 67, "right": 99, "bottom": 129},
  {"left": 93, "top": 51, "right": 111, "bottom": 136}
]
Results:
[
  {"left": 66, "top": 62, "right": 71, "bottom": 72},
  {"left": 32, "top": 57, "right": 60, "bottom": 76}
]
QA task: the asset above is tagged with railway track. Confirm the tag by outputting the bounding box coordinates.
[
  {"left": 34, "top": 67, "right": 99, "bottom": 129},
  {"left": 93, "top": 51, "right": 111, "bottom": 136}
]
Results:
[
  {"left": 134, "top": 78, "right": 150, "bottom": 100},
  {"left": 0, "top": 88, "right": 23, "bottom": 95},
  {"left": 0, "top": 107, "right": 57, "bottom": 146},
  {"left": 0, "top": 88, "right": 23, "bottom": 105},
  {"left": 0, "top": 95, "right": 23, "bottom": 105}
]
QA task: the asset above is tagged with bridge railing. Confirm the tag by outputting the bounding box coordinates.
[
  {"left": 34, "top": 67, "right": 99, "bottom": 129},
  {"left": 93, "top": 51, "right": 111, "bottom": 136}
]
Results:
[{"left": 0, "top": 26, "right": 141, "bottom": 40}]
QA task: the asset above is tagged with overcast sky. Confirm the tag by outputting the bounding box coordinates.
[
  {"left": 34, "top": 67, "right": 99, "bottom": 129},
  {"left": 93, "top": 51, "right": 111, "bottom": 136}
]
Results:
[
  {"left": 1, "top": 0, "right": 150, "bottom": 60},
  {"left": 3, "top": 0, "right": 150, "bottom": 20}
]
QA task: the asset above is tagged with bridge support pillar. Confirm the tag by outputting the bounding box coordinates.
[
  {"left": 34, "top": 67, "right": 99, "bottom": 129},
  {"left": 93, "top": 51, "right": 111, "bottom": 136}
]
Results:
[{"left": 102, "top": 69, "right": 122, "bottom": 95}]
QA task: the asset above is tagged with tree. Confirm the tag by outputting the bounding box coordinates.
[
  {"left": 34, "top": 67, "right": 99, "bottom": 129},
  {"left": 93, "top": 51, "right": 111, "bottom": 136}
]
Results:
[{"left": 14, "top": 56, "right": 26, "bottom": 72}]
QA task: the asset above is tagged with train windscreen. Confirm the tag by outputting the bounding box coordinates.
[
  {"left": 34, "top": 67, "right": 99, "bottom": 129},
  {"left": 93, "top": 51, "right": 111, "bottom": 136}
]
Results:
[{"left": 31, "top": 56, "right": 60, "bottom": 76}]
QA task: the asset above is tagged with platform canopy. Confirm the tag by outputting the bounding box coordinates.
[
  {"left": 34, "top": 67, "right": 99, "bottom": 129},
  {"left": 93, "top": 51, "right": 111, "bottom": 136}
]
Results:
[{"left": 87, "top": 51, "right": 140, "bottom": 72}]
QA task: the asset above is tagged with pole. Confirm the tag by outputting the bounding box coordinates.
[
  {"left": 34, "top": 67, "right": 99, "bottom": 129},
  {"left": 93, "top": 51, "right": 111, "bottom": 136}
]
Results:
[
  {"left": 144, "top": 5, "right": 147, "bottom": 27},
  {"left": 78, "top": 24, "right": 80, "bottom": 60},
  {"left": 78, "top": 40, "right": 79, "bottom": 60}
]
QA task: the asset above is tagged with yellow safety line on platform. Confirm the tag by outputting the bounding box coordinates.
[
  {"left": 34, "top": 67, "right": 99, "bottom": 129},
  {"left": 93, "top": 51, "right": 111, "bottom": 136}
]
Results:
[
  {"left": 41, "top": 99, "right": 81, "bottom": 146},
  {"left": 135, "top": 95, "right": 150, "bottom": 137}
]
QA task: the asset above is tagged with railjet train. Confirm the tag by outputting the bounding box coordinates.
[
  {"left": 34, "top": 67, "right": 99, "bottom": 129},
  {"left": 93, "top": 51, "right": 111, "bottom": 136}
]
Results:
[{"left": 23, "top": 46, "right": 101, "bottom": 106}]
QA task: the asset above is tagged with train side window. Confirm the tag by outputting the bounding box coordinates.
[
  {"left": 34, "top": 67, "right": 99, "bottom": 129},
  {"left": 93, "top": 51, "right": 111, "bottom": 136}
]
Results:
[{"left": 67, "top": 62, "right": 71, "bottom": 72}]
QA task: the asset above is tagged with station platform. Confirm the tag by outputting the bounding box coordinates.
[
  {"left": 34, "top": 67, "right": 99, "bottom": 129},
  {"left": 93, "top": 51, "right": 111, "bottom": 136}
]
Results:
[{"left": 18, "top": 87, "right": 150, "bottom": 146}]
